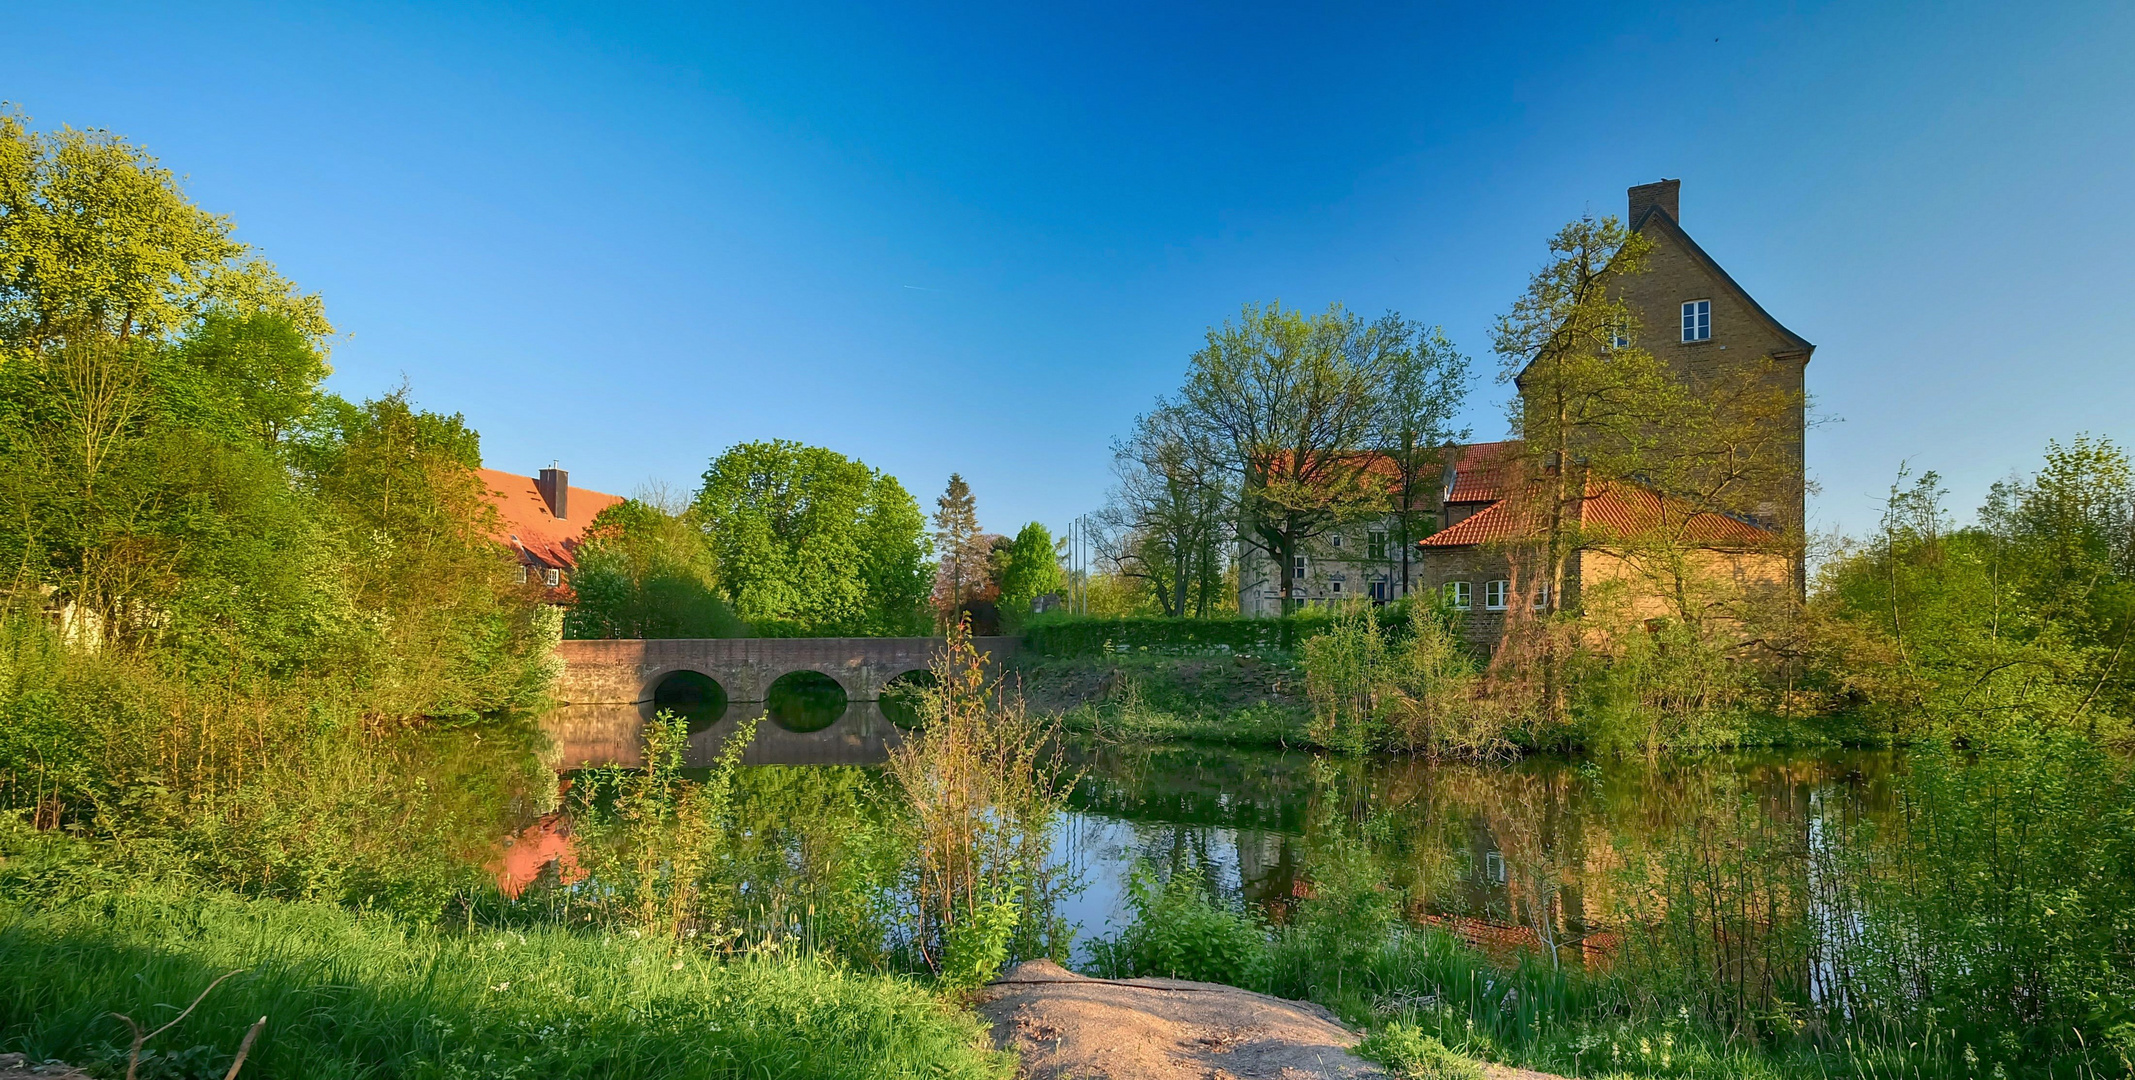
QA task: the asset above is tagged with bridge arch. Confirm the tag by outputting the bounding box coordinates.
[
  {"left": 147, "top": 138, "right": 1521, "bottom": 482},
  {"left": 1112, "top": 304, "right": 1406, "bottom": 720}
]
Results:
[
  {"left": 549, "top": 637, "right": 1025, "bottom": 766},
  {"left": 878, "top": 668, "right": 936, "bottom": 729},
  {"left": 645, "top": 669, "right": 728, "bottom": 732},
  {"left": 765, "top": 669, "right": 848, "bottom": 733}
]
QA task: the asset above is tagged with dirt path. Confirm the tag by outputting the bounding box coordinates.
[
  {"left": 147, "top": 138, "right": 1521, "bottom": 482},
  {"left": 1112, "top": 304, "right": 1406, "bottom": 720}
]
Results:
[
  {"left": 975, "top": 961, "right": 1564, "bottom": 1080},
  {"left": 0, "top": 1055, "right": 91, "bottom": 1079}
]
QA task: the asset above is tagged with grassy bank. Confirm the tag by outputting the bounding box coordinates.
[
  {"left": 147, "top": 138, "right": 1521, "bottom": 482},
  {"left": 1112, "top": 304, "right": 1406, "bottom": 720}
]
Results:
[
  {"left": 1009, "top": 646, "right": 1874, "bottom": 754},
  {"left": 1008, "top": 651, "right": 1316, "bottom": 747},
  {"left": 0, "top": 890, "right": 1010, "bottom": 1080}
]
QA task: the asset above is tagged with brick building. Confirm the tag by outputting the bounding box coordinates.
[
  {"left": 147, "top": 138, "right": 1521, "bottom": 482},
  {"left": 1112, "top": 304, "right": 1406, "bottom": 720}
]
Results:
[
  {"left": 1238, "top": 180, "right": 1810, "bottom": 635},
  {"left": 478, "top": 465, "right": 624, "bottom": 596}
]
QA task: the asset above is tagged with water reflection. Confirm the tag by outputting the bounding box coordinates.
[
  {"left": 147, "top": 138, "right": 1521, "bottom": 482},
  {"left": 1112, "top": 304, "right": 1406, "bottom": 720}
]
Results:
[
  {"left": 1048, "top": 745, "right": 1894, "bottom": 969},
  {"left": 765, "top": 670, "right": 848, "bottom": 733},
  {"left": 544, "top": 700, "right": 906, "bottom": 768},
  {"left": 649, "top": 670, "right": 727, "bottom": 732},
  {"left": 878, "top": 670, "right": 936, "bottom": 729},
  {"left": 519, "top": 730, "right": 1895, "bottom": 973}
]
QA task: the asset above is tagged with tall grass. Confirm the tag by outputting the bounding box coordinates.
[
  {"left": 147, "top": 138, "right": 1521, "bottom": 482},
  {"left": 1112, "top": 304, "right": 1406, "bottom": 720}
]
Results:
[
  {"left": 887, "top": 622, "right": 1074, "bottom": 987},
  {"left": 0, "top": 890, "right": 1011, "bottom": 1080}
]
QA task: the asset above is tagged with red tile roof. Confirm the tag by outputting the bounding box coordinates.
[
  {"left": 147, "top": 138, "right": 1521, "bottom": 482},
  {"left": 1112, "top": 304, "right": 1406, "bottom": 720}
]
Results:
[
  {"left": 1444, "top": 440, "right": 1523, "bottom": 504},
  {"left": 1420, "top": 499, "right": 1528, "bottom": 547},
  {"left": 1419, "top": 479, "right": 1773, "bottom": 549},
  {"left": 476, "top": 468, "right": 626, "bottom": 571},
  {"left": 1578, "top": 483, "right": 1773, "bottom": 546}
]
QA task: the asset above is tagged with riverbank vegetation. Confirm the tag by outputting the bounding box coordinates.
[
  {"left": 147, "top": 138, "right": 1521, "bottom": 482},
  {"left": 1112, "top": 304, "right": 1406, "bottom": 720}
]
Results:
[
  {"left": 0, "top": 111, "right": 1029, "bottom": 1077},
  {"left": 1083, "top": 736, "right": 2135, "bottom": 1078}
]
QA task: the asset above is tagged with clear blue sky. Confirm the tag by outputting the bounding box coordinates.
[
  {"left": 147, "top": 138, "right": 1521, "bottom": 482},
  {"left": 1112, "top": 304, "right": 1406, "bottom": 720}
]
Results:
[{"left": 12, "top": 2, "right": 2134, "bottom": 545}]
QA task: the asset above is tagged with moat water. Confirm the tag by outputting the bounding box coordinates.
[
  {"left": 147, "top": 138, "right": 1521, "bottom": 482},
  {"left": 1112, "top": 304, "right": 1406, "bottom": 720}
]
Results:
[{"left": 522, "top": 705, "right": 1896, "bottom": 967}]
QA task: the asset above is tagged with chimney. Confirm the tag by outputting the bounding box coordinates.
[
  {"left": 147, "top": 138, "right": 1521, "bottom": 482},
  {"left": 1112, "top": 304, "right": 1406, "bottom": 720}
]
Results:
[
  {"left": 537, "top": 467, "right": 569, "bottom": 520},
  {"left": 1628, "top": 178, "right": 1680, "bottom": 223}
]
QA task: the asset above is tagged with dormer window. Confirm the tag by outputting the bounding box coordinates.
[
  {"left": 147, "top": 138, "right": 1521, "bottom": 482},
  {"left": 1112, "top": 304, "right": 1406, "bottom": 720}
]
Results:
[{"left": 1681, "top": 299, "right": 1711, "bottom": 342}]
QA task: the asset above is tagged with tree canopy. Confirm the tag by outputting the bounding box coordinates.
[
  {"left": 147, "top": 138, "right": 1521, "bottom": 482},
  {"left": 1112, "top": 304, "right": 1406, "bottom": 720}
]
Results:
[
  {"left": 995, "top": 521, "right": 1064, "bottom": 628},
  {"left": 565, "top": 497, "right": 744, "bottom": 640},
  {"left": 0, "top": 107, "right": 330, "bottom": 349},
  {"left": 691, "top": 440, "right": 932, "bottom": 636}
]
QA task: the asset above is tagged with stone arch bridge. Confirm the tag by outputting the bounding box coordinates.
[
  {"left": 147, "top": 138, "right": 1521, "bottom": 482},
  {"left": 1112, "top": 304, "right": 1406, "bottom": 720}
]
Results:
[{"left": 545, "top": 637, "right": 1021, "bottom": 768}]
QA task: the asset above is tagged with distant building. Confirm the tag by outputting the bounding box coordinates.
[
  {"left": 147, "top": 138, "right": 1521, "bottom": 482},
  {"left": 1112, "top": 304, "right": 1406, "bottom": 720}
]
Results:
[
  {"left": 1239, "top": 180, "right": 1810, "bottom": 637},
  {"left": 477, "top": 466, "right": 624, "bottom": 596}
]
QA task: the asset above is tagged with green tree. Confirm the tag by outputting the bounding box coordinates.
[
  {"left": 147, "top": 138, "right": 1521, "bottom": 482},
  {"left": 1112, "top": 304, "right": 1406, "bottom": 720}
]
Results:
[
  {"left": 1100, "top": 405, "right": 1234, "bottom": 618},
  {"left": 691, "top": 440, "right": 932, "bottom": 635},
  {"left": 932, "top": 474, "right": 984, "bottom": 623},
  {"left": 299, "top": 390, "right": 557, "bottom": 721},
  {"left": 0, "top": 106, "right": 328, "bottom": 350},
  {"left": 1492, "top": 214, "right": 1671, "bottom": 618},
  {"left": 1172, "top": 302, "right": 1404, "bottom": 614},
  {"left": 1816, "top": 443, "right": 2135, "bottom": 744},
  {"left": 1373, "top": 322, "right": 1471, "bottom": 599},
  {"left": 565, "top": 497, "right": 743, "bottom": 639},
  {"left": 995, "top": 522, "right": 1063, "bottom": 629}
]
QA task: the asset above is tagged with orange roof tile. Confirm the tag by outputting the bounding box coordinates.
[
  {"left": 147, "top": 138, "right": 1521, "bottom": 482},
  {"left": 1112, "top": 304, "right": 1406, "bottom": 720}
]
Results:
[
  {"left": 1419, "top": 479, "right": 1774, "bottom": 549},
  {"left": 1420, "top": 499, "right": 1527, "bottom": 547},
  {"left": 1444, "top": 440, "right": 1523, "bottom": 503},
  {"left": 1578, "top": 483, "right": 1773, "bottom": 546},
  {"left": 476, "top": 468, "right": 626, "bottom": 571}
]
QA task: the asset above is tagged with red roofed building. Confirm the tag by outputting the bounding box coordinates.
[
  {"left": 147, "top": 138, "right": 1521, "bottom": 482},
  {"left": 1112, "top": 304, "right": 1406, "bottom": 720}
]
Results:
[
  {"left": 478, "top": 466, "right": 625, "bottom": 596},
  {"left": 1238, "top": 179, "right": 1804, "bottom": 640}
]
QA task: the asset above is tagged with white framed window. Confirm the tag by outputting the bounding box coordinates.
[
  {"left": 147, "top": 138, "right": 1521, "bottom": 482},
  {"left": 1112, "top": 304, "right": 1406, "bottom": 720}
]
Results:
[
  {"left": 1484, "top": 850, "right": 1507, "bottom": 886},
  {"left": 1484, "top": 579, "right": 1509, "bottom": 611},
  {"left": 1681, "top": 299, "right": 1711, "bottom": 342},
  {"left": 1330, "top": 575, "right": 1345, "bottom": 594},
  {"left": 1329, "top": 532, "right": 1343, "bottom": 549},
  {"left": 1532, "top": 583, "right": 1550, "bottom": 611},
  {"left": 1445, "top": 581, "right": 1471, "bottom": 608},
  {"left": 515, "top": 564, "right": 529, "bottom": 584},
  {"left": 1367, "top": 531, "right": 1387, "bottom": 560},
  {"left": 543, "top": 568, "right": 562, "bottom": 587},
  {"left": 1292, "top": 554, "right": 1308, "bottom": 578}
]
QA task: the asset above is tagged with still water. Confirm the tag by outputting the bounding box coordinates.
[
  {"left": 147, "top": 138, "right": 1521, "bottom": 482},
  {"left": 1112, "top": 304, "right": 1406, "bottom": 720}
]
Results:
[
  {"left": 537, "top": 702, "right": 1894, "bottom": 967},
  {"left": 1056, "top": 743, "right": 1890, "bottom": 965}
]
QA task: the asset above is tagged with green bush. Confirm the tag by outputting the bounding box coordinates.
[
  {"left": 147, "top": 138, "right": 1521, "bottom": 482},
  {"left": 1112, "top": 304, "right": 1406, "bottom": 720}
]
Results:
[
  {"left": 1356, "top": 1024, "right": 1483, "bottom": 1080},
  {"left": 1084, "top": 866, "right": 1270, "bottom": 987},
  {"left": 1022, "top": 613, "right": 1332, "bottom": 657}
]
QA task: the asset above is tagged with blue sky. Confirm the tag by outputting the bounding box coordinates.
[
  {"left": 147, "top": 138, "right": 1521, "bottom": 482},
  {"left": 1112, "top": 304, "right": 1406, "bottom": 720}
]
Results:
[{"left": 12, "top": 2, "right": 2134, "bottom": 545}]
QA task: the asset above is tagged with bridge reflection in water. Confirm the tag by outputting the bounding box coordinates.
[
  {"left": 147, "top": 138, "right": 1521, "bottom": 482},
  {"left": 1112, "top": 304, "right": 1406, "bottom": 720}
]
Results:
[{"left": 545, "top": 699, "right": 907, "bottom": 767}]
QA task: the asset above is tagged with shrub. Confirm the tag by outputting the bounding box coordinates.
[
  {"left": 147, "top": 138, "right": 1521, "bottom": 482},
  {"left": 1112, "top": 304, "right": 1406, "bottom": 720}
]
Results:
[
  {"left": 1022, "top": 614, "right": 1331, "bottom": 657},
  {"left": 887, "top": 623, "right": 1073, "bottom": 987},
  {"left": 1300, "top": 603, "right": 1507, "bottom": 757},
  {"left": 1356, "top": 1023, "right": 1483, "bottom": 1080},
  {"left": 1084, "top": 866, "right": 1270, "bottom": 987}
]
